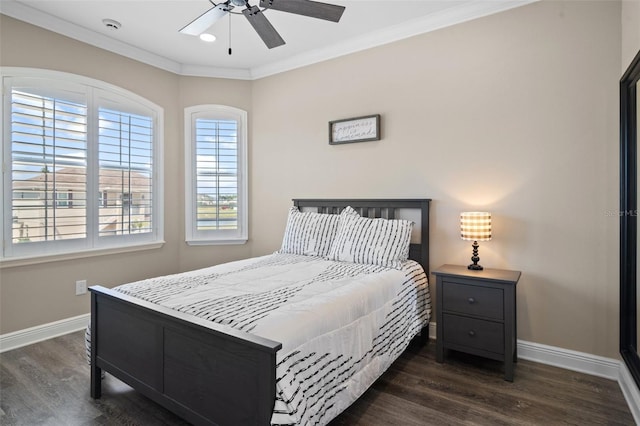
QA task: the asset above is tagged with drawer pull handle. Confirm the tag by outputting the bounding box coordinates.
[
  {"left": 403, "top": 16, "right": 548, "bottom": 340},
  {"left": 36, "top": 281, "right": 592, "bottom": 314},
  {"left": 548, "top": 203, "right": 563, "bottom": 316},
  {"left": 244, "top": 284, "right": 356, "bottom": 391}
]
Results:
[
  {"left": 468, "top": 330, "right": 476, "bottom": 337},
  {"left": 467, "top": 297, "right": 476, "bottom": 304}
]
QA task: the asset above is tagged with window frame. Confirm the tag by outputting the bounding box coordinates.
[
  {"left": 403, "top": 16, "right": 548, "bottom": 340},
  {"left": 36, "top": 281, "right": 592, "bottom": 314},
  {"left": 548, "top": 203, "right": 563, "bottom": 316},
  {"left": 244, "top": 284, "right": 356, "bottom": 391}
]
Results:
[
  {"left": 1, "top": 68, "right": 164, "bottom": 263},
  {"left": 184, "top": 104, "right": 248, "bottom": 245}
]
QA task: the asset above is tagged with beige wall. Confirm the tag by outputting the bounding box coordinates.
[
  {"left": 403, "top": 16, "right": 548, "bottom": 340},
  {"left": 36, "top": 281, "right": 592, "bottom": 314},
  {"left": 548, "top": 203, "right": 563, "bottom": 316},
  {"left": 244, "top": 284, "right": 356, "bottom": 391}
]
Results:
[
  {"left": 251, "top": 0, "right": 621, "bottom": 358},
  {"left": 622, "top": 0, "right": 640, "bottom": 70},
  {"left": 0, "top": 1, "right": 625, "bottom": 360}
]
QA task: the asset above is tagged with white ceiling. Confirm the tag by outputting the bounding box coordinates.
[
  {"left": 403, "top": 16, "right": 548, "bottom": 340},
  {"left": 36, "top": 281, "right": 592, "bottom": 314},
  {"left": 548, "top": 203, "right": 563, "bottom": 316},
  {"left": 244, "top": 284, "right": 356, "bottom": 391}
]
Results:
[{"left": 1, "top": 0, "right": 534, "bottom": 80}]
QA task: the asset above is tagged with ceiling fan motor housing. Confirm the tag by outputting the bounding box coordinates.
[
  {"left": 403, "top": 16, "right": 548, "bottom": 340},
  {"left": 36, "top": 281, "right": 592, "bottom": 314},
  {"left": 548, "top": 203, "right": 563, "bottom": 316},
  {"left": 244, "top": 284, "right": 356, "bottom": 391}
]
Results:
[{"left": 181, "top": 0, "right": 345, "bottom": 49}]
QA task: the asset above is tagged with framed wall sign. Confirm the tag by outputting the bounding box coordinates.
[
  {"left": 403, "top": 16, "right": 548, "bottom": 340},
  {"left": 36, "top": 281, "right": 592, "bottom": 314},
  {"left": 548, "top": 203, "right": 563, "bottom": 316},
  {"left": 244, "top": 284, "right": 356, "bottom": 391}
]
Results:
[{"left": 329, "top": 114, "right": 380, "bottom": 145}]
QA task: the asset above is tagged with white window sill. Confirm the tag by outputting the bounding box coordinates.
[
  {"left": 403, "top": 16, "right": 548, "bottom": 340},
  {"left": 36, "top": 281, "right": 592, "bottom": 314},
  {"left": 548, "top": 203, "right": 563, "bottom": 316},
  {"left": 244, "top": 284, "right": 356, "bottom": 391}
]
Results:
[
  {"left": 0, "top": 241, "right": 165, "bottom": 269},
  {"left": 186, "top": 238, "right": 248, "bottom": 246}
]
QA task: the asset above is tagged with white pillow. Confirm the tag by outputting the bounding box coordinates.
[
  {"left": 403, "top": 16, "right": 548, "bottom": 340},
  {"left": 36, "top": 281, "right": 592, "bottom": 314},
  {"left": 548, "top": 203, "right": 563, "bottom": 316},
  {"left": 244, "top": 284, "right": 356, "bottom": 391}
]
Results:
[
  {"left": 278, "top": 206, "right": 340, "bottom": 257},
  {"left": 327, "top": 206, "right": 413, "bottom": 268}
]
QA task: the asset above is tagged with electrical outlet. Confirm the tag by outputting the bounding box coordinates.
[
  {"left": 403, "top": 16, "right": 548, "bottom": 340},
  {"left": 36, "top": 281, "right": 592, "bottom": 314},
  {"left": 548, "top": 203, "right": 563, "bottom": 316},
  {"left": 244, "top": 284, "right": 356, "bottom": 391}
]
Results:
[{"left": 75, "top": 280, "right": 87, "bottom": 296}]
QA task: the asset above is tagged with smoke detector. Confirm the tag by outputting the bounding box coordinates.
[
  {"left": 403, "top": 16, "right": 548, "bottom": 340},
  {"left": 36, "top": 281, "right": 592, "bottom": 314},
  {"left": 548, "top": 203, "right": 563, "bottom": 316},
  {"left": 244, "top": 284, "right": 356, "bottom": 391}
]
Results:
[{"left": 102, "top": 19, "right": 121, "bottom": 31}]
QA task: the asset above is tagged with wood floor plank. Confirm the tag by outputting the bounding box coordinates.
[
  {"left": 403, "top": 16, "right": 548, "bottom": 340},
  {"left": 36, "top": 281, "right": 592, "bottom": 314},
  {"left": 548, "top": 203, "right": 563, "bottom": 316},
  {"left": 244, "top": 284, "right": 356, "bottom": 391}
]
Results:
[
  {"left": 0, "top": 331, "right": 634, "bottom": 425},
  {"left": 380, "top": 347, "right": 632, "bottom": 425}
]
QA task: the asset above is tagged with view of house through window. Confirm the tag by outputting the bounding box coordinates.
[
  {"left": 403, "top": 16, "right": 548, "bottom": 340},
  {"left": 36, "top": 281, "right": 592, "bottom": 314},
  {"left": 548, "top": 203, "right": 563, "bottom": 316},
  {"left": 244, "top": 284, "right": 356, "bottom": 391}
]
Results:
[
  {"left": 98, "top": 108, "right": 153, "bottom": 236},
  {"left": 10, "top": 90, "right": 88, "bottom": 243}
]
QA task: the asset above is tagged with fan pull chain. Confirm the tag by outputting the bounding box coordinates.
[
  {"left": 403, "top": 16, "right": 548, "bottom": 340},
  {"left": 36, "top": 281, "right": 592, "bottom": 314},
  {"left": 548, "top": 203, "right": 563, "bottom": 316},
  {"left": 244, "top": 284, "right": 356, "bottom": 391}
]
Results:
[{"left": 228, "top": 12, "right": 232, "bottom": 55}]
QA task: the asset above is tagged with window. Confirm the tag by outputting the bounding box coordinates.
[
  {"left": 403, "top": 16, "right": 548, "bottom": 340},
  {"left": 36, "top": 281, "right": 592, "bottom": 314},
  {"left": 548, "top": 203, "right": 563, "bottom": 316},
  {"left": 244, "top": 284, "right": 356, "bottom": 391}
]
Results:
[
  {"left": 1, "top": 69, "right": 163, "bottom": 260},
  {"left": 55, "top": 190, "right": 73, "bottom": 208},
  {"left": 185, "top": 105, "right": 247, "bottom": 245}
]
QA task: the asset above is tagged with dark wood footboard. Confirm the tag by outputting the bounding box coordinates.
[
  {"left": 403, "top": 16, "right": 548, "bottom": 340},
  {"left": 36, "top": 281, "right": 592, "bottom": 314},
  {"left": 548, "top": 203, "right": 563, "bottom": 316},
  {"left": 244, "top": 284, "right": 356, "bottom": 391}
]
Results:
[{"left": 90, "top": 285, "right": 282, "bottom": 426}]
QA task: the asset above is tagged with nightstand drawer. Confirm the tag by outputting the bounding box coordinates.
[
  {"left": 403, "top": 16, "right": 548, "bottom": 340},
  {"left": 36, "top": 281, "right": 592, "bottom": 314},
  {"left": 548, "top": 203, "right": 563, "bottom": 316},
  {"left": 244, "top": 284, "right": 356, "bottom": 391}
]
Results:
[
  {"left": 442, "top": 314, "right": 504, "bottom": 354},
  {"left": 442, "top": 281, "right": 503, "bottom": 320}
]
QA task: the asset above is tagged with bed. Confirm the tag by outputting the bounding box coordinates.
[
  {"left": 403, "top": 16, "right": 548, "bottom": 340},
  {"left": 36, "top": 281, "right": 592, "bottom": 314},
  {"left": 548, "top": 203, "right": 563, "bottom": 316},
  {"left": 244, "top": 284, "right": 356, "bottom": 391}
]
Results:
[{"left": 89, "top": 198, "right": 431, "bottom": 425}]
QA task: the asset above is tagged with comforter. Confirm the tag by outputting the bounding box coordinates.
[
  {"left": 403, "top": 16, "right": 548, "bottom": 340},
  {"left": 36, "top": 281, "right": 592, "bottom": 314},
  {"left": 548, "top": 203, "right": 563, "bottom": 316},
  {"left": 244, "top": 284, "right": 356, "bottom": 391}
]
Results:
[{"left": 88, "top": 253, "right": 431, "bottom": 425}]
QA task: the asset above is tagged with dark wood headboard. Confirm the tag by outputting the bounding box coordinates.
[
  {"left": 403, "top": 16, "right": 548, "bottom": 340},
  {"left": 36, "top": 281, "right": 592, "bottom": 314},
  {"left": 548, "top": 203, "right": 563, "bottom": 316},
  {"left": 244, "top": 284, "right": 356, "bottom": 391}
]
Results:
[{"left": 292, "top": 198, "right": 431, "bottom": 274}]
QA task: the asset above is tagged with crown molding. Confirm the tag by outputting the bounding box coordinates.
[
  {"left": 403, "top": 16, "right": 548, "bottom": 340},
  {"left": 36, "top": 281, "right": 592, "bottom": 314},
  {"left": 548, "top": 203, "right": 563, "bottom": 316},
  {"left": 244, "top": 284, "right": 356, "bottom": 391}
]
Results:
[
  {"left": 250, "top": 0, "right": 537, "bottom": 79},
  {"left": 0, "top": 0, "right": 183, "bottom": 75},
  {"left": 1, "top": 0, "right": 536, "bottom": 81},
  {"left": 180, "top": 63, "right": 253, "bottom": 80}
]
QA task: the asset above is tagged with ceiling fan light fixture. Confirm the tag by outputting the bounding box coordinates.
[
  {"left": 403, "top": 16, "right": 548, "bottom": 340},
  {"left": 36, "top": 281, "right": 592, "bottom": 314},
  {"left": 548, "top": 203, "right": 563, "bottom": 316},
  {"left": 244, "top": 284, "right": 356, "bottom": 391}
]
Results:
[{"left": 199, "top": 33, "right": 217, "bottom": 42}]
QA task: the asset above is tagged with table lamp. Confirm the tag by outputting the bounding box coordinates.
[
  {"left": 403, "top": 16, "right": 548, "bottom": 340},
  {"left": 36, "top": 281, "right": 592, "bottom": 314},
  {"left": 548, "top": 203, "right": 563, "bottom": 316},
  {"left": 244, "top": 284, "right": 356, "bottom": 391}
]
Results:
[{"left": 460, "top": 211, "right": 492, "bottom": 270}]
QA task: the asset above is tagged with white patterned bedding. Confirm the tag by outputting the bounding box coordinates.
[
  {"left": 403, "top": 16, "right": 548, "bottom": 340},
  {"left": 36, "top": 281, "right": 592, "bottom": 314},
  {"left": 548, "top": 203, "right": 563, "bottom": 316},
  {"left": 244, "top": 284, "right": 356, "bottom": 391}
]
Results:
[{"left": 89, "top": 252, "right": 431, "bottom": 425}]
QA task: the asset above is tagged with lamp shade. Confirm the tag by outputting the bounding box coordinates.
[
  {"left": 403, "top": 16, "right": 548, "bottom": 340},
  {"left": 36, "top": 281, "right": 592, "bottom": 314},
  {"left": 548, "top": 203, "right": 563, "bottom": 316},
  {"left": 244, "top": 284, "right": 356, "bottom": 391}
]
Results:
[{"left": 460, "top": 212, "right": 492, "bottom": 241}]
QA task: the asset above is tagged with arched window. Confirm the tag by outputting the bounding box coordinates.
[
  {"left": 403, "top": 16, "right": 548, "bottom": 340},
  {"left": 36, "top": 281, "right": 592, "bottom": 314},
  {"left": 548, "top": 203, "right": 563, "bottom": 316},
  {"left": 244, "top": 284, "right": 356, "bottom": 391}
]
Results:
[
  {"left": 1, "top": 68, "right": 164, "bottom": 261},
  {"left": 184, "top": 105, "right": 248, "bottom": 245}
]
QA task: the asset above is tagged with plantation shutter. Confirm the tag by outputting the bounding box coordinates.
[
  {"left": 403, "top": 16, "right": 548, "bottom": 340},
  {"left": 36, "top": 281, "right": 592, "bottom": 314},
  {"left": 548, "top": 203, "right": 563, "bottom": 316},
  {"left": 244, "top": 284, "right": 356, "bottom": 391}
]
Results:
[
  {"left": 194, "top": 118, "right": 238, "bottom": 231},
  {"left": 98, "top": 107, "right": 154, "bottom": 237},
  {"left": 10, "top": 88, "right": 88, "bottom": 244}
]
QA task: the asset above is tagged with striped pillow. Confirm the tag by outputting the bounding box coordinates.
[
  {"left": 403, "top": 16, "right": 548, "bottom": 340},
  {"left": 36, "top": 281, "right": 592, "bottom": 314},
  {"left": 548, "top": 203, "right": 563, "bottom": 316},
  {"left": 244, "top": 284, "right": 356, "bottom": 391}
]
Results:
[
  {"left": 328, "top": 206, "right": 413, "bottom": 269},
  {"left": 278, "top": 207, "right": 340, "bottom": 257}
]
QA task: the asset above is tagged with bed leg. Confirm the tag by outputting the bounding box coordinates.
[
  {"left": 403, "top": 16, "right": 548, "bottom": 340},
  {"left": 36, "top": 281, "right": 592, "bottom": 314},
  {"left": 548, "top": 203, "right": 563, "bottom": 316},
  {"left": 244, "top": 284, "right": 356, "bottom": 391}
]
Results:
[
  {"left": 418, "top": 325, "right": 429, "bottom": 345},
  {"left": 91, "top": 365, "right": 102, "bottom": 399}
]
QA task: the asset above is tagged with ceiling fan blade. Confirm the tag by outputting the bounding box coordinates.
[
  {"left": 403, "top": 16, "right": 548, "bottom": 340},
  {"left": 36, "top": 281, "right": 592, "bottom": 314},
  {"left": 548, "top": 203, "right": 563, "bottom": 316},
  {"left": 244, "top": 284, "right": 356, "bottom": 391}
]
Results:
[
  {"left": 179, "top": 3, "right": 230, "bottom": 36},
  {"left": 242, "top": 6, "right": 285, "bottom": 49},
  {"left": 259, "top": 0, "right": 345, "bottom": 23}
]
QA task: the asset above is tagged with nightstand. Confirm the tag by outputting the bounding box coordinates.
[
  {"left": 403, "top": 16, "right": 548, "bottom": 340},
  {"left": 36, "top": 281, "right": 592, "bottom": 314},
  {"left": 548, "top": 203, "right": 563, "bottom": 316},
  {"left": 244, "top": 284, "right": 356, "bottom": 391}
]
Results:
[{"left": 433, "top": 264, "right": 521, "bottom": 381}]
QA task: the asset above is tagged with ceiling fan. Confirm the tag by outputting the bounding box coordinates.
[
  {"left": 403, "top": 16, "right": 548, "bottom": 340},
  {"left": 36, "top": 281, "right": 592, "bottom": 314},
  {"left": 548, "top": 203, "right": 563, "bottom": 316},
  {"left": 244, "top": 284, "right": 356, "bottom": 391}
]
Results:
[{"left": 179, "top": 0, "right": 346, "bottom": 49}]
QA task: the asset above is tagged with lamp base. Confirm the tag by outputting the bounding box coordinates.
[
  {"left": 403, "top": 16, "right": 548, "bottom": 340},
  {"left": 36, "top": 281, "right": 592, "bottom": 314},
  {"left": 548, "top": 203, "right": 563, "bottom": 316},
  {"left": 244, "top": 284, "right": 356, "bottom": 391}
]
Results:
[{"left": 468, "top": 240, "right": 483, "bottom": 270}]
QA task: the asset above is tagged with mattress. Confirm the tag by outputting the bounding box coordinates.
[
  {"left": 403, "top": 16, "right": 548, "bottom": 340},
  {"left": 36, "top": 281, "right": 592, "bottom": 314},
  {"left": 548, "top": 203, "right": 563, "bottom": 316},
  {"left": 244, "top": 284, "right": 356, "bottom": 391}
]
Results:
[{"left": 88, "top": 252, "right": 431, "bottom": 425}]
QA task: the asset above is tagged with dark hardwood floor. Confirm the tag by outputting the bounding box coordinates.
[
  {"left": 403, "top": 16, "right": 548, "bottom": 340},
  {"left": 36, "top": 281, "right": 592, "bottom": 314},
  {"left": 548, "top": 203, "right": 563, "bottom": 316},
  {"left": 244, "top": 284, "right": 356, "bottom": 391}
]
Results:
[{"left": 0, "top": 331, "right": 634, "bottom": 425}]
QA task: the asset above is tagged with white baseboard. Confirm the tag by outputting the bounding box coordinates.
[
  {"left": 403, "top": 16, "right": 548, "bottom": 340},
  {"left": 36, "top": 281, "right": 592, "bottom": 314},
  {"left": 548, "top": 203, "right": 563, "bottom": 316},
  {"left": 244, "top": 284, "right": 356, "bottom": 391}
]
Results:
[
  {"left": 0, "top": 313, "right": 90, "bottom": 353},
  {"left": 618, "top": 360, "right": 640, "bottom": 424},
  {"left": 429, "top": 321, "right": 437, "bottom": 339},
  {"left": 517, "top": 339, "right": 620, "bottom": 380}
]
